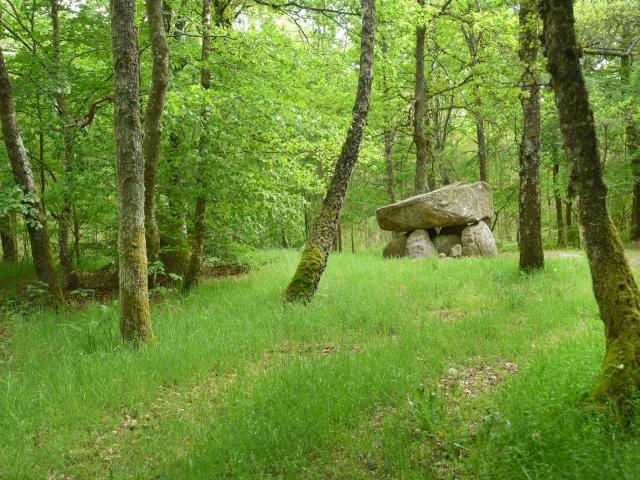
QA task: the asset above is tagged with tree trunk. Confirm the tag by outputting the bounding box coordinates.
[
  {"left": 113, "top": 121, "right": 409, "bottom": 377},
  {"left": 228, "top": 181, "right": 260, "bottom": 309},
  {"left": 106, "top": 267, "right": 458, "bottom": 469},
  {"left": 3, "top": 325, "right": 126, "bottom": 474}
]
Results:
[
  {"left": 462, "top": 5, "right": 488, "bottom": 183},
  {"left": 111, "top": 0, "right": 153, "bottom": 343},
  {"left": 182, "top": 0, "right": 212, "bottom": 292},
  {"left": 541, "top": 0, "right": 640, "bottom": 413},
  {"left": 143, "top": 0, "right": 170, "bottom": 287},
  {"left": 0, "top": 47, "right": 65, "bottom": 306},
  {"left": 552, "top": 154, "right": 565, "bottom": 246},
  {"left": 51, "top": 0, "right": 78, "bottom": 289},
  {"left": 0, "top": 214, "right": 19, "bottom": 261},
  {"left": 414, "top": 2, "right": 428, "bottom": 195},
  {"left": 518, "top": 0, "right": 544, "bottom": 270},
  {"left": 282, "top": 0, "right": 375, "bottom": 303},
  {"left": 384, "top": 129, "right": 396, "bottom": 204}
]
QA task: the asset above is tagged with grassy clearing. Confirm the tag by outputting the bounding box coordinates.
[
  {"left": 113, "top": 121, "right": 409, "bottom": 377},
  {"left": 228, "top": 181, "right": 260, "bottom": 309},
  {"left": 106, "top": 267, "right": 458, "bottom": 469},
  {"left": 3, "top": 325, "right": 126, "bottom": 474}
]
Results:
[{"left": 0, "top": 249, "right": 638, "bottom": 479}]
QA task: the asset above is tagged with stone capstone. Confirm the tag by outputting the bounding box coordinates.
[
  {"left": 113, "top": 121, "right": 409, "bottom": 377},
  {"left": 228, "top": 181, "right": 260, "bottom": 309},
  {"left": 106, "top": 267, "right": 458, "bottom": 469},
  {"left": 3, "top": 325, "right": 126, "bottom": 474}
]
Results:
[{"left": 376, "top": 182, "right": 494, "bottom": 232}]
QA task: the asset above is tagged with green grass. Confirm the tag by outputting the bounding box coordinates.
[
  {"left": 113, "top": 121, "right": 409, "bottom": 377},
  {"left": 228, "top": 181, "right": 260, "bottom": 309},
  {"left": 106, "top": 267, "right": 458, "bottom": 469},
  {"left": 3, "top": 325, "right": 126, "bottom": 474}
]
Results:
[{"left": 0, "top": 249, "right": 638, "bottom": 479}]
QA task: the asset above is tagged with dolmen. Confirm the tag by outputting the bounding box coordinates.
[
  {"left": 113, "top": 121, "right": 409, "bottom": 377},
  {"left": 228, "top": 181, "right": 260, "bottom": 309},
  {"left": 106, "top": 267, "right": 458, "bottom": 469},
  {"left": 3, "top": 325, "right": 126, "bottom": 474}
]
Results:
[{"left": 376, "top": 181, "right": 498, "bottom": 259}]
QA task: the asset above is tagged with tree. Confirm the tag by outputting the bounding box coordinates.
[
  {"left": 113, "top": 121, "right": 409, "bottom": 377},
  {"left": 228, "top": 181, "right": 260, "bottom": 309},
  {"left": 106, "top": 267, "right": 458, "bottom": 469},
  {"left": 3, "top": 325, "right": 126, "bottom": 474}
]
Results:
[
  {"left": 0, "top": 47, "right": 65, "bottom": 306},
  {"left": 182, "top": 0, "right": 212, "bottom": 292},
  {"left": 413, "top": 0, "right": 429, "bottom": 195},
  {"left": 517, "top": 0, "right": 544, "bottom": 271},
  {"left": 282, "top": 0, "right": 376, "bottom": 303},
  {"left": 111, "top": 0, "right": 153, "bottom": 343},
  {"left": 541, "top": 0, "right": 640, "bottom": 413},
  {"left": 142, "top": 0, "right": 170, "bottom": 287},
  {"left": 0, "top": 214, "right": 18, "bottom": 261},
  {"left": 51, "top": 0, "right": 78, "bottom": 289}
]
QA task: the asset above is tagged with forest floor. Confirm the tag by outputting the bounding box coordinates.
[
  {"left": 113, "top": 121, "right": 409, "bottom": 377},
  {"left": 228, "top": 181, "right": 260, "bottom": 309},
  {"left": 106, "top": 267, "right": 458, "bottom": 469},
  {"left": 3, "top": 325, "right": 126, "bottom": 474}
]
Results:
[{"left": 2, "top": 249, "right": 640, "bottom": 479}]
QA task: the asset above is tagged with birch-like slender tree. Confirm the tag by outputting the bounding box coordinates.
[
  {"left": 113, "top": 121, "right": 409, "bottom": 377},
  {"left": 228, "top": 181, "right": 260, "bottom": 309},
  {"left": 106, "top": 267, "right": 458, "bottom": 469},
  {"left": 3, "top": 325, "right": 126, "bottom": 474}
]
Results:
[
  {"left": 0, "top": 47, "right": 65, "bottom": 306},
  {"left": 282, "top": 0, "right": 376, "bottom": 303}
]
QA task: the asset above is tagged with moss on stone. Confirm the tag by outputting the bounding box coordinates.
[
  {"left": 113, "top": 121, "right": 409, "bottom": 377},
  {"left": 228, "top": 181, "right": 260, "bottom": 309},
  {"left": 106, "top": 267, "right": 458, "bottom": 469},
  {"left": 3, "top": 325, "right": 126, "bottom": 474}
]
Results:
[{"left": 282, "top": 245, "right": 325, "bottom": 303}]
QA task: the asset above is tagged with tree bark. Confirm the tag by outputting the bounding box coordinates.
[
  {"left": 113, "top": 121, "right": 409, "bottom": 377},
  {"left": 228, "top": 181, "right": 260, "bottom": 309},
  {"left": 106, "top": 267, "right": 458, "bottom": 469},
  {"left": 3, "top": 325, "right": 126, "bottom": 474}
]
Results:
[
  {"left": 111, "top": 0, "right": 153, "bottom": 343},
  {"left": 541, "top": 0, "right": 640, "bottom": 413},
  {"left": 0, "top": 47, "right": 65, "bottom": 306},
  {"left": 143, "top": 0, "right": 170, "bottom": 287},
  {"left": 282, "top": 0, "right": 375, "bottom": 303},
  {"left": 414, "top": 1, "right": 428, "bottom": 195},
  {"left": 182, "top": 0, "right": 212, "bottom": 291},
  {"left": 518, "top": 0, "right": 544, "bottom": 270},
  {"left": 51, "top": 0, "right": 78, "bottom": 289},
  {"left": 384, "top": 129, "right": 396, "bottom": 204},
  {"left": 0, "top": 214, "right": 19, "bottom": 261},
  {"left": 551, "top": 149, "right": 565, "bottom": 246}
]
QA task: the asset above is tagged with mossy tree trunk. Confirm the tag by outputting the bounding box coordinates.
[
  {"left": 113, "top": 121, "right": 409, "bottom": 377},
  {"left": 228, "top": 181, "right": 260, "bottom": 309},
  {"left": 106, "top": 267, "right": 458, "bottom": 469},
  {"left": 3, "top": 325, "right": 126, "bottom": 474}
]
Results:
[
  {"left": 541, "top": 0, "right": 640, "bottom": 414},
  {"left": 142, "top": 0, "right": 169, "bottom": 288},
  {"left": 517, "top": 0, "right": 544, "bottom": 271},
  {"left": 51, "top": 0, "right": 79, "bottom": 289},
  {"left": 282, "top": 0, "right": 375, "bottom": 303},
  {"left": 0, "top": 47, "right": 65, "bottom": 307},
  {"left": 111, "top": 0, "right": 153, "bottom": 344},
  {"left": 413, "top": 0, "right": 428, "bottom": 195},
  {"left": 0, "top": 214, "right": 19, "bottom": 261},
  {"left": 182, "top": 0, "right": 212, "bottom": 292}
]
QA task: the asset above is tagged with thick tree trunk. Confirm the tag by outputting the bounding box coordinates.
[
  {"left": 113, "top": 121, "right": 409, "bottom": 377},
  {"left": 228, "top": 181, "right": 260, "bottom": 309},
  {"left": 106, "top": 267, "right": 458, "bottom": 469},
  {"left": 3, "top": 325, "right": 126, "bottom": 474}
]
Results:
[
  {"left": 0, "top": 47, "right": 65, "bottom": 306},
  {"left": 282, "top": 0, "right": 375, "bottom": 303},
  {"left": 518, "top": 0, "right": 544, "bottom": 270},
  {"left": 143, "top": 0, "right": 170, "bottom": 287},
  {"left": 542, "top": 0, "right": 640, "bottom": 413},
  {"left": 1, "top": 214, "right": 19, "bottom": 261},
  {"left": 182, "top": 0, "right": 212, "bottom": 292},
  {"left": 111, "top": 0, "right": 153, "bottom": 343},
  {"left": 413, "top": 3, "right": 428, "bottom": 196},
  {"left": 51, "top": 0, "right": 78, "bottom": 289}
]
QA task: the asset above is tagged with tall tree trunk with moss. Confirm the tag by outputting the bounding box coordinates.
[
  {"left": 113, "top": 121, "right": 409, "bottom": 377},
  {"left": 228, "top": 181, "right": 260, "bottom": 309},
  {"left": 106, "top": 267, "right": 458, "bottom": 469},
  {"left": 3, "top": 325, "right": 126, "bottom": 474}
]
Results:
[
  {"left": 413, "top": 0, "right": 428, "bottom": 195},
  {"left": 541, "top": 0, "right": 640, "bottom": 413},
  {"left": 282, "top": 0, "right": 375, "bottom": 303},
  {"left": 0, "top": 47, "right": 65, "bottom": 306},
  {"left": 182, "top": 0, "right": 212, "bottom": 292},
  {"left": 517, "top": 0, "right": 544, "bottom": 271},
  {"left": 51, "top": 0, "right": 78, "bottom": 289},
  {"left": 111, "top": 0, "right": 153, "bottom": 343},
  {"left": 143, "top": 0, "right": 169, "bottom": 287},
  {"left": 1, "top": 214, "right": 18, "bottom": 261}
]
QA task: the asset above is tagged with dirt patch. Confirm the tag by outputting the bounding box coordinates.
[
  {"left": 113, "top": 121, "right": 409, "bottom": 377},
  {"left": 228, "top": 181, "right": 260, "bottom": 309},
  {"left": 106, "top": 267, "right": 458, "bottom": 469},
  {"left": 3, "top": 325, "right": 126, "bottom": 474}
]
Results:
[{"left": 439, "top": 358, "right": 519, "bottom": 400}]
